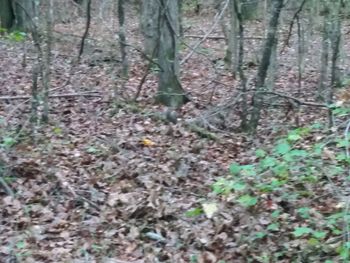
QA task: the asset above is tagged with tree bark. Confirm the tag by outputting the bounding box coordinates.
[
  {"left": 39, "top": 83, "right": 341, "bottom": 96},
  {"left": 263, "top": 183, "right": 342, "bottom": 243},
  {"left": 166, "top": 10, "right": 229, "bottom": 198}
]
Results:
[
  {"left": 118, "top": 0, "right": 128, "bottom": 78},
  {"left": 0, "top": 0, "right": 14, "bottom": 30},
  {"left": 224, "top": 0, "right": 239, "bottom": 75},
  {"left": 156, "top": 0, "right": 189, "bottom": 108},
  {"left": 140, "top": 0, "right": 159, "bottom": 57},
  {"left": 248, "top": 0, "right": 284, "bottom": 134},
  {"left": 11, "top": 0, "right": 36, "bottom": 31}
]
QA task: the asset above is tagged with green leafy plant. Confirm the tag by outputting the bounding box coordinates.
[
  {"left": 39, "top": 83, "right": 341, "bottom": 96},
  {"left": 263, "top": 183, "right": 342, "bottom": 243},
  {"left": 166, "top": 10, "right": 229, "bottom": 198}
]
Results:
[
  {"left": 6, "top": 31, "right": 26, "bottom": 42},
  {"left": 212, "top": 125, "right": 350, "bottom": 261},
  {"left": 1, "top": 136, "right": 16, "bottom": 149}
]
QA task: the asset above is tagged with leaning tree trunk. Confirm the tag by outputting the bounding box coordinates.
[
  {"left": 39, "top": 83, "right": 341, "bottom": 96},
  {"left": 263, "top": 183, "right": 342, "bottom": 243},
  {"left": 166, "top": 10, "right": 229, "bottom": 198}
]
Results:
[
  {"left": 0, "top": 0, "right": 14, "bottom": 30},
  {"left": 248, "top": 0, "right": 284, "bottom": 134},
  {"left": 156, "top": 0, "right": 189, "bottom": 108}
]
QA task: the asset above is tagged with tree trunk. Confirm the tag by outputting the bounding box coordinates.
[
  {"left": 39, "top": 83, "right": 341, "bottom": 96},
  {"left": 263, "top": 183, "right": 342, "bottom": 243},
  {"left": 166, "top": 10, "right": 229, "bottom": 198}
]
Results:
[
  {"left": 140, "top": 0, "right": 159, "bottom": 57},
  {"left": 328, "top": 0, "right": 342, "bottom": 127},
  {"left": 241, "top": 0, "right": 259, "bottom": 20},
  {"left": 156, "top": 0, "right": 189, "bottom": 108},
  {"left": 118, "top": 0, "right": 128, "bottom": 78},
  {"left": 248, "top": 0, "right": 284, "bottom": 134},
  {"left": 232, "top": 0, "right": 248, "bottom": 130},
  {"left": 224, "top": 0, "right": 239, "bottom": 75},
  {"left": 0, "top": 0, "right": 14, "bottom": 30},
  {"left": 317, "top": 14, "right": 329, "bottom": 101},
  {"left": 11, "top": 0, "right": 36, "bottom": 31}
]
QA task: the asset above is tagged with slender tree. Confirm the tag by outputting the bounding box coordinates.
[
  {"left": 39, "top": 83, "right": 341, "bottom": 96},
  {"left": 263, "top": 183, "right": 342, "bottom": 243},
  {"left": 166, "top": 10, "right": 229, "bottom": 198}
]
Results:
[
  {"left": 118, "top": 0, "right": 128, "bottom": 78},
  {"left": 248, "top": 0, "right": 284, "bottom": 133}
]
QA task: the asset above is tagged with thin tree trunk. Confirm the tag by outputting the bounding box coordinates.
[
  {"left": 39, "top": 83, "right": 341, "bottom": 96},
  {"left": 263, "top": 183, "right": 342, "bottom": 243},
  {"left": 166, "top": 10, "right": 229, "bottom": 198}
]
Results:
[
  {"left": 41, "top": 0, "right": 53, "bottom": 123},
  {"left": 224, "top": 0, "right": 238, "bottom": 76},
  {"left": 118, "top": 0, "right": 128, "bottom": 78},
  {"left": 296, "top": 16, "right": 304, "bottom": 127},
  {"left": 232, "top": 0, "right": 248, "bottom": 130},
  {"left": 78, "top": 0, "right": 91, "bottom": 60},
  {"left": 266, "top": 38, "right": 277, "bottom": 90},
  {"left": 248, "top": 0, "right": 284, "bottom": 134},
  {"left": 317, "top": 15, "right": 329, "bottom": 101},
  {"left": 328, "top": 0, "right": 342, "bottom": 127},
  {"left": 30, "top": 65, "right": 39, "bottom": 127}
]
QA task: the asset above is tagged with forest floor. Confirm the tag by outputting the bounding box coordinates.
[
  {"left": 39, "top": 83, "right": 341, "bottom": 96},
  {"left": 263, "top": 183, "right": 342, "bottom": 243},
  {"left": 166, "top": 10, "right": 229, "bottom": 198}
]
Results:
[{"left": 1, "top": 4, "right": 350, "bottom": 263}]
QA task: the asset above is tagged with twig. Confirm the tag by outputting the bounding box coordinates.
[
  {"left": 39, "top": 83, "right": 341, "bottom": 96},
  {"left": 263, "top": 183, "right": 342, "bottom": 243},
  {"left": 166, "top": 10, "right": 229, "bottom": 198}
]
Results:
[
  {"left": 184, "top": 34, "right": 265, "bottom": 40},
  {"left": 281, "top": 0, "right": 308, "bottom": 53},
  {"left": 180, "top": 0, "right": 230, "bottom": 65}
]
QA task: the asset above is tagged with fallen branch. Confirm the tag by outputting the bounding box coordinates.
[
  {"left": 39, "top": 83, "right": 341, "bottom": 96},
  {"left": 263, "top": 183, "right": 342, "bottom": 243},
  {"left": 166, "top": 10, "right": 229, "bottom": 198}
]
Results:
[
  {"left": 0, "top": 92, "right": 101, "bottom": 100},
  {"left": 185, "top": 123, "right": 219, "bottom": 140},
  {"left": 258, "top": 91, "right": 328, "bottom": 108}
]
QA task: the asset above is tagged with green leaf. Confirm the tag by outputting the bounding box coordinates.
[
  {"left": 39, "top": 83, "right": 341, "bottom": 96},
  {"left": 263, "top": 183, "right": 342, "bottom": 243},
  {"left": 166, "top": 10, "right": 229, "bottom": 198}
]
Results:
[
  {"left": 240, "top": 164, "right": 256, "bottom": 176},
  {"left": 254, "top": 232, "right": 266, "bottom": 239},
  {"left": 190, "top": 255, "right": 198, "bottom": 263},
  {"left": 53, "top": 127, "right": 62, "bottom": 135},
  {"left": 2, "top": 137, "right": 16, "bottom": 148},
  {"left": 312, "top": 231, "right": 326, "bottom": 239},
  {"left": 86, "top": 146, "right": 99, "bottom": 154},
  {"left": 297, "top": 207, "right": 310, "bottom": 219},
  {"left": 271, "top": 210, "right": 280, "bottom": 218},
  {"left": 271, "top": 179, "right": 285, "bottom": 187},
  {"left": 287, "top": 133, "right": 301, "bottom": 141},
  {"left": 238, "top": 195, "right": 258, "bottom": 207},
  {"left": 313, "top": 143, "right": 323, "bottom": 155},
  {"left": 311, "top": 122, "right": 323, "bottom": 130},
  {"left": 257, "top": 183, "right": 274, "bottom": 193},
  {"left": 212, "top": 178, "right": 231, "bottom": 194},
  {"left": 7, "top": 31, "right": 26, "bottom": 42},
  {"left": 230, "top": 181, "right": 246, "bottom": 191},
  {"left": 260, "top": 157, "right": 277, "bottom": 169},
  {"left": 292, "top": 227, "right": 313, "bottom": 237},
  {"left": 185, "top": 207, "right": 203, "bottom": 217},
  {"left": 275, "top": 141, "right": 291, "bottom": 155},
  {"left": 267, "top": 223, "right": 280, "bottom": 231},
  {"left": 229, "top": 163, "right": 241, "bottom": 175},
  {"left": 255, "top": 149, "right": 267, "bottom": 158},
  {"left": 212, "top": 182, "right": 225, "bottom": 194},
  {"left": 272, "top": 163, "right": 289, "bottom": 178},
  {"left": 16, "top": 240, "right": 26, "bottom": 249},
  {"left": 336, "top": 138, "right": 350, "bottom": 147},
  {"left": 289, "top": 149, "right": 308, "bottom": 157}
]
